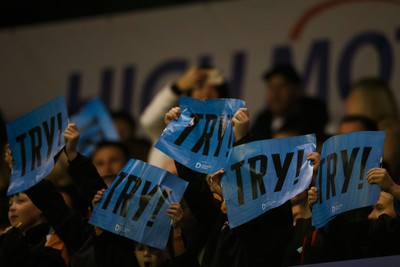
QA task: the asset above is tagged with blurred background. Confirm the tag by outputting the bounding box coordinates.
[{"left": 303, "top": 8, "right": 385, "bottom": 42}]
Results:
[
  {"left": 1, "top": 0, "right": 399, "bottom": 135},
  {"left": 1, "top": 0, "right": 215, "bottom": 28}
]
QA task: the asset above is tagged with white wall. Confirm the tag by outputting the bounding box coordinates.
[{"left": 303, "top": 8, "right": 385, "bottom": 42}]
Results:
[{"left": 1, "top": 0, "right": 399, "bottom": 135}]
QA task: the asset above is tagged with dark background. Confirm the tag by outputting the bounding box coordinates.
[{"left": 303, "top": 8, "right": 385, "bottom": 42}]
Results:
[{"left": 1, "top": 0, "right": 225, "bottom": 29}]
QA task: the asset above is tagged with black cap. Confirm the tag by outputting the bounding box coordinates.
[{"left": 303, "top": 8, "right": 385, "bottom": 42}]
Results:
[{"left": 262, "top": 64, "right": 301, "bottom": 85}]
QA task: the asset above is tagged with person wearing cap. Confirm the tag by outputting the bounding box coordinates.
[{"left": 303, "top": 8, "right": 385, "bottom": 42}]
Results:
[
  {"left": 140, "top": 65, "right": 229, "bottom": 169},
  {"left": 250, "top": 64, "right": 329, "bottom": 148}
]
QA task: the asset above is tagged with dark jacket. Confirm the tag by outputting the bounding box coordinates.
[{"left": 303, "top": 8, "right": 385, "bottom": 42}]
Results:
[
  {"left": 304, "top": 207, "right": 400, "bottom": 264},
  {"left": 174, "top": 160, "right": 293, "bottom": 267},
  {"left": 0, "top": 223, "right": 67, "bottom": 267},
  {"left": 93, "top": 230, "right": 138, "bottom": 267},
  {"left": 281, "top": 217, "right": 316, "bottom": 266},
  {"left": 368, "top": 214, "right": 400, "bottom": 257},
  {"left": 25, "top": 179, "right": 96, "bottom": 267},
  {"left": 67, "top": 153, "right": 107, "bottom": 211},
  {"left": 23, "top": 152, "right": 107, "bottom": 267},
  {"left": 251, "top": 96, "right": 329, "bottom": 141},
  {"left": 67, "top": 153, "right": 196, "bottom": 267},
  {"left": 319, "top": 207, "right": 372, "bottom": 262}
]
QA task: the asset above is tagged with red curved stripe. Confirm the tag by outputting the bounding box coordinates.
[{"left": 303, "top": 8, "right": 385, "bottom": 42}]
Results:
[{"left": 289, "top": 0, "right": 400, "bottom": 41}]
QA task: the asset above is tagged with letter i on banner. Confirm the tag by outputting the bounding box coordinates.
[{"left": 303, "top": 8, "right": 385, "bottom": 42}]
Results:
[{"left": 6, "top": 95, "right": 69, "bottom": 195}]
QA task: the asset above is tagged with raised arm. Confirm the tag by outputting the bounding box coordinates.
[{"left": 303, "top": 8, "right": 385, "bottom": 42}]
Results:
[
  {"left": 367, "top": 167, "right": 400, "bottom": 200},
  {"left": 64, "top": 123, "right": 107, "bottom": 203},
  {"left": 140, "top": 66, "right": 206, "bottom": 142},
  {"left": 232, "top": 108, "right": 250, "bottom": 142}
]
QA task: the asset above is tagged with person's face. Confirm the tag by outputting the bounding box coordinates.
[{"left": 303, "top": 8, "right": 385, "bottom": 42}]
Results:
[
  {"left": 8, "top": 192, "right": 43, "bottom": 233},
  {"left": 190, "top": 84, "right": 219, "bottom": 101},
  {"left": 368, "top": 191, "right": 396, "bottom": 220},
  {"left": 135, "top": 244, "right": 169, "bottom": 267},
  {"left": 266, "top": 75, "right": 299, "bottom": 115},
  {"left": 92, "top": 146, "right": 127, "bottom": 184},
  {"left": 338, "top": 120, "right": 367, "bottom": 134}
]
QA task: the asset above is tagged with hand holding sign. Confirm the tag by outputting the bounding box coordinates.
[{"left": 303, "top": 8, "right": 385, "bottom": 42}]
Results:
[
  {"left": 92, "top": 187, "right": 184, "bottom": 227},
  {"left": 207, "top": 168, "right": 225, "bottom": 197},
  {"left": 5, "top": 144, "right": 13, "bottom": 170},
  {"left": 6, "top": 95, "right": 68, "bottom": 195},
  {"left": 222, "top": 134, "right": 316, "bottom": 227},
  {"left": 367, "top": 168, "right": 397, "bottom": 194},
  {"left": 308, "top": 187, "right": 318, "bottom": 207},
  {"left": 156, "top": 97, "right": 246, "bottom": 174},
  {"left": 92, "top": 188, "right": 106, "bottom": 207},
  {"left": 64, "top": 123, "right": 80, "bottom": 161},
  {"left": 167, "top": 202, "right": 184, "bottom": 229},
  {"left": 89, "top": 159, "right": 188, "bottom": 250},
  {"left": 311, "top": 131, "right": 385, "bottom": 229},
  {"left": 164, "top": 107, "right": 181, "bottom": 125},
  {"left": 232, "top": 108, "right": 249, "bottom": 141}
]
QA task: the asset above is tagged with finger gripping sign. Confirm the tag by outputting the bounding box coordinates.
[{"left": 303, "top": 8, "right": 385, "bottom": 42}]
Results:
[
  {"left": 6, "top": 95, "right": 68, "bottom": 195},
  {"left": 311, "top": 131, "right": 385, "bottom": 229},
  {"left": 155, "top": 97, "right": 246, "bottom": 174},
  {"left": 222, "top": 134, "right": 316, "bottom": 228},
  {"left": 89, "top": 159, "right": 188, "bottom": 250},
  {"left": 70, "top": 98, "right": 120, "bottom": 157}
]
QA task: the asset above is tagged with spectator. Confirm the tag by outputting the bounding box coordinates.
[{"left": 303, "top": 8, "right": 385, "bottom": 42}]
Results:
[
  {"left": 345, "top": 77, "right": 400, "bottom": 180},
  {"left": 250, "top": 64, "right": 329, "bottom": 146},
  {"left": 305, "top": 115, "right": 400, "bottom": 263},
  {"left": 65, "top": 122, "right": 198, "bottom": 266},
  {"left": 140, "top": 66, "right": 229, "bottom": 261},
  {"left": 367, "top": 190, "right": 396, "bottom": 220},
  {"left": 367, "top": 167, "right": 400, "bottom": 202},
  {"left": 271, "top": 128, "right": 321, "bottom": 266},
  {"left": 366, "top": 168, "right": 400, "bottom": 257},
  {"left": 90, "top": 140, "right": 130, "bottom": 187},
  {"left": 307, "top": 114, "right": 380, "bottom": 208},
  {"left": 271, "top": 128, "right": 319, "bottom": 226},
  {"left": 166, "top": 107, "right": 293, "bottom": 267},
  {"left": 338, "top": 115, "right": 378, "bottom": 133},
  {"left": 92, "top": 188, "right": 199, "bottom": 267},
  {"left": 2, "top": 147, "right": 69, "bottom": 267},
  {"left": 140, "top": 65, "right": 229, "bottom": 169}
]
